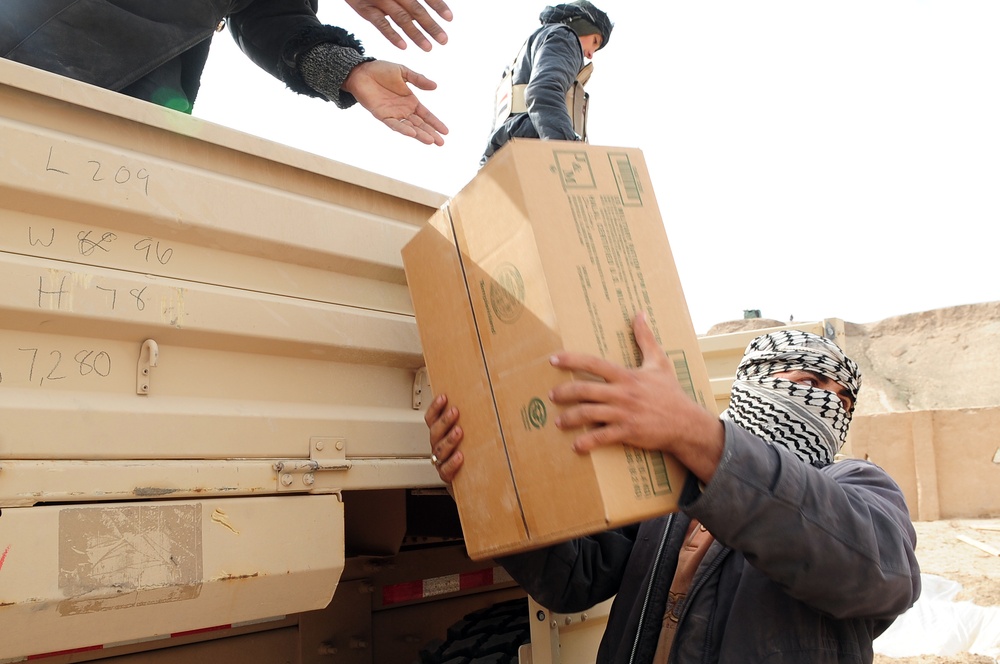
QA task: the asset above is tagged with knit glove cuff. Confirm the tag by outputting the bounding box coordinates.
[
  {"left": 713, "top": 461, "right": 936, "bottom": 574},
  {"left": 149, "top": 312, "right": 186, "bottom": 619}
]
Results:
[{"left": 299, "top": 43, "right": 375, "bottom": 109}]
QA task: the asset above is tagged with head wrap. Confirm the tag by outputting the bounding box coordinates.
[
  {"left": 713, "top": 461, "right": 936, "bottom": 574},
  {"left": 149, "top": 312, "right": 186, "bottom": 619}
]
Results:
[
  {"left": 539, "top": 1, "right": 613, "bottom": 50},
  {"left": 720, "top": 330, "right": 862, "bottom": 467}
]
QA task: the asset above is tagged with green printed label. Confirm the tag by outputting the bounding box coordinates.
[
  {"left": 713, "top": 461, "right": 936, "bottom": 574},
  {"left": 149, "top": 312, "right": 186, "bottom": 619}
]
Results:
[
  {"left": 489, "top": 263, "right": 525, "bottom": 324},
  {"left": 521, "top": 398, "right": 548, "bottom": 431}
]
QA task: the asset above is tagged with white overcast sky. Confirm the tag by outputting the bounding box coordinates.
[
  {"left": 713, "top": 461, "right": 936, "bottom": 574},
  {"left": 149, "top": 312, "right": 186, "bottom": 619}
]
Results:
[{"left": 196, "top": 1, "right": 1000, "bottom": 334}]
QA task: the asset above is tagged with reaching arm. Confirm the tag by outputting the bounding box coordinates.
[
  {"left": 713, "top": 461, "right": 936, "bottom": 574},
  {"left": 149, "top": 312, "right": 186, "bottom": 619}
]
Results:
[
  {"left": 344, "top": 0, "right": 452, "bottom": 51},
  {"left": 686, "top": 423, "right": 921, "bottom": 620}
]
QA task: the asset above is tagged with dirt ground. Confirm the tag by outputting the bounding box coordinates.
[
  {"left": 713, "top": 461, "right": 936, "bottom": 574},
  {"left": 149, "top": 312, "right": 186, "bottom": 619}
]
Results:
[{"left": 875, "top": 518, "right": 1000, "bottom": 663}]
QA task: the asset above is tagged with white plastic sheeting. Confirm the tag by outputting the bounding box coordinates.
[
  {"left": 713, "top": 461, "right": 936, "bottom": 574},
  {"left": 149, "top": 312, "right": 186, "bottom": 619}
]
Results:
[{"left": 874, "top": 574, "right": 1000, "bottom": 660}]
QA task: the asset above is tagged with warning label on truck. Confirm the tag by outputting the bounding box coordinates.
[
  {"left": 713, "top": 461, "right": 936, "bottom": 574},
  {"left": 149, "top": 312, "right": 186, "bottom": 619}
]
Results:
[{"left": 59, "top": 504, "right": 203, "bottom": 615}]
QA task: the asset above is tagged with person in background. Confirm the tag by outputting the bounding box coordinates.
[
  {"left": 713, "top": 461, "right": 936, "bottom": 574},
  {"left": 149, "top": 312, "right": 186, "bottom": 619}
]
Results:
[
  {"left": 426, "top": 312, "right": 920, "bottom": 663},
  {"left": 1, "top": 0, "right": 450, "bottom": 145},
  {"left": 481, "top": 0, "right": 612, "bottom": 164}
]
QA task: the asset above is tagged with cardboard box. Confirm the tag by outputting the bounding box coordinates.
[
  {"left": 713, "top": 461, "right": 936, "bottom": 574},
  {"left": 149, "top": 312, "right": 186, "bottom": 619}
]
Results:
[{"left": 402, "top": 140, "right": 715, "bottom": 560}]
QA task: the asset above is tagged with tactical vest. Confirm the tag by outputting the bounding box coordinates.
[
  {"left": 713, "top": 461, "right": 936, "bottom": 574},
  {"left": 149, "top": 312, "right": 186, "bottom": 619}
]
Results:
[{"left": 492, "top": 60, "right": 594, "bottom": 141}]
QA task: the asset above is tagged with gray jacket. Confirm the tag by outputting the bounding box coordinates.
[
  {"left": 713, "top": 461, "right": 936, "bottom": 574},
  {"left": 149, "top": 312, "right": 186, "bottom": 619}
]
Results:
[
  {"left": 499, "top": 421, "right": 921, "bottom": 663},
  {"left": 481, "top": 23, "right": 585, "bottom": 163}
]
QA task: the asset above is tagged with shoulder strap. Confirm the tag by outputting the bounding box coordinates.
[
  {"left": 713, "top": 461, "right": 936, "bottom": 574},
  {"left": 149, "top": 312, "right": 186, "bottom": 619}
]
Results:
[{"left": 495, "top": 61, "right": 595, "bottom": 139}]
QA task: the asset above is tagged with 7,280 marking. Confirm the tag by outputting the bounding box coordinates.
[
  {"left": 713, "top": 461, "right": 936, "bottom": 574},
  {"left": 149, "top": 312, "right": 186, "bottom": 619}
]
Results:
[{"left": 1, "top": 347, "right": 113, "bottom": 387}]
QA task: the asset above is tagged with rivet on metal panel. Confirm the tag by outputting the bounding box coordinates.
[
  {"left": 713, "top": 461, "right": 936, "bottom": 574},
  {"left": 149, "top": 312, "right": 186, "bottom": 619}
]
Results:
[
  {"left": 564, "top": 616, "right": 573, "bottom": 626},
  {"left": 349, "top": 638, "right": 368, "bottom": 650},
  {"left": 135, "top": 339, "right": 159, "bottom": 395},
  {"left": 318, "top": 643, "right": 338, "bottom": 656},
  {"left": 536, "top": 610, "right": 546, "bottom": 622},
  {"left": 280, "top": 473, "right": 294, "bottom": 487},
  {"left": 412, "top": 367, "right": 431, "bottom": 410},
  {"left": 303, "top": 473, "right": 315, "bottom": 486},
  {"left": 311, "top": 437, "right": 346, "bottom": 461}
]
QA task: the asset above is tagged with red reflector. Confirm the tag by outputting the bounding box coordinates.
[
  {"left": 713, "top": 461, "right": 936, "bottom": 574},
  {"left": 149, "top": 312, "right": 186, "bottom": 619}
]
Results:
[
  {"left": 28, "top": 645, "right": 103, "bottom": 659},
  {"left": 382, "top": 580, "right": 424, "bottom": 605},
  {"left": 459, "top": 568, "right": 494, "bottom": 590},
  {"left": 382, "top": 567, "right": 510, "bottom": 606},
  {"left": 170, "top": 624, "right": 232, "bottom": 638}
]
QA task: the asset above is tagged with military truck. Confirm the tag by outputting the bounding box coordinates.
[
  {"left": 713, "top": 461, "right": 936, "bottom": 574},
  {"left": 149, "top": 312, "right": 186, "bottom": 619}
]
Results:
[
  {"left": 0, "top": 57, "right": 875, "bottom": 664},
  {"left": 0, "top": 55, "right": 549, "bottom": 664}
]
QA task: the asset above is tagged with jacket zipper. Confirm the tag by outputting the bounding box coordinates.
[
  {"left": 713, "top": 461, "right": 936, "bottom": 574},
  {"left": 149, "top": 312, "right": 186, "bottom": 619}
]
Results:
[
  {"left": 667, "top": 545, "right": 731, "bottom": 664},
  {"left": 628, "top": 513, "right": 674, "bottom": 664}
]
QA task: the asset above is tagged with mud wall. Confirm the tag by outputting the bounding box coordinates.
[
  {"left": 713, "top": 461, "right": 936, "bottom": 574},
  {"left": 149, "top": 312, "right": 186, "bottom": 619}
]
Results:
[{"left": 845, "top": 407, "right": 1000, "bottom": 521}]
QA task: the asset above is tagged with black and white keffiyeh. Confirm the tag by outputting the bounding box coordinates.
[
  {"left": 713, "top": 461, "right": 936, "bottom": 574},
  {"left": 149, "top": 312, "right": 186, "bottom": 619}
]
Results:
[{"left": 720, "top": 330, "right": 862, "bottom": 467}]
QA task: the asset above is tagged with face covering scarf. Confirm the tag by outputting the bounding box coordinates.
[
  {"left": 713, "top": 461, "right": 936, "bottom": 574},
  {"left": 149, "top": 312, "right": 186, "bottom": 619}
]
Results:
[{"left": 720, "top": 330, "right": 862, "bottom": 467}]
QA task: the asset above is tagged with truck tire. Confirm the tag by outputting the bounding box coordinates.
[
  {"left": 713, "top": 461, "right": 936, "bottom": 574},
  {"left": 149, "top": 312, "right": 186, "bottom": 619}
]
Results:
[{"left": 419, "top": 597, "right": 530, "bottom": 664}]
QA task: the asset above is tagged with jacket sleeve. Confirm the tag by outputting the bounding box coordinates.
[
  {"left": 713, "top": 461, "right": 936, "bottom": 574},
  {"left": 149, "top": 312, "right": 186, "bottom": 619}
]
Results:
[
  {"left": 495, "top": 524, "right": 638, "bottom": 614},
  {"left": 227, "top": 0, "right": 366, "bottom": 98},
  {"left": 683, "top": 420, "right": 921, "bottom": 621},
  {"left": 523, "top": 26, "right": 584, "bottom": 141}
]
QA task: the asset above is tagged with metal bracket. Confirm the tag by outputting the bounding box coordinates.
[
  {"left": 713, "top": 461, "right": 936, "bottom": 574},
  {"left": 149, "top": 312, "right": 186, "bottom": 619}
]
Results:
[
  {"left": 136, "top": 339, "right": 159, "bottom": 395},
  {"left": 412, "top": 367, "right": 431, "bottom": 410},
  {"left": 273, "top": 437, "right": 350, "bottom": 492}
]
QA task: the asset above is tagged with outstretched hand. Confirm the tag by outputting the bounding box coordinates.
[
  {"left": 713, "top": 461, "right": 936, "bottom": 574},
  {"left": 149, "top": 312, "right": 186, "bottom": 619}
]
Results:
[
  {"left": 345, "top": 0, "right": 453, "bottom": 51},
  {"left": 342, "top": 60, "right": 448, "bottom": 145},
  {"left": 548, "top": 312, "right": 725, "bottom": 483}
]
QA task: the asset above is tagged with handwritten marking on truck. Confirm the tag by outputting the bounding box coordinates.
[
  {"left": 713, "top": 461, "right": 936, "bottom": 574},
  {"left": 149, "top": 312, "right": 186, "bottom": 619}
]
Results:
[
  {"left": 26, "top": 225, "right": 176, "bottom": 266},
  {"left": 6, "top": 346, "right": 113, "bottom": 387},
  {"left": 45, "top": 146, "right": 151, "bottom": 196},
  {"left": 28, "top": 269, "right": 187, "bottom": 328},
  {"left": 0, "top": 545, "right": 9, "bottom": 572}
]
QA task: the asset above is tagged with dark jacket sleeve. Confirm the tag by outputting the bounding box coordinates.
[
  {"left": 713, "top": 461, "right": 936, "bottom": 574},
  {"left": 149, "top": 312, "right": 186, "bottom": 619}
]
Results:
[
  {"left": 495, "top": 524, "right": 639, "bottom": 614},
  {"left": 683, "top": 421, "right": 921, "bottom": 621},
  {"left": 227, "top": 0, "right": 366, "bottom": 98},
  {"left": 523, "top": 25, "right": 584, "bottom": 141}
]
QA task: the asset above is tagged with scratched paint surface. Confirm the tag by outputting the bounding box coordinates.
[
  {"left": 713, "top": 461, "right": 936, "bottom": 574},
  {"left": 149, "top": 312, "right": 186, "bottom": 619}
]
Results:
[{"left": 58, "top": 504, "right": 202, "bottom": 615}]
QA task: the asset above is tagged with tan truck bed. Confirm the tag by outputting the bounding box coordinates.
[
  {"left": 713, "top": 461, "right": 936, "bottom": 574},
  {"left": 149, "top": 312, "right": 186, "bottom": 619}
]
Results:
[{"left": 0, "top": 56, "right": 486, "bottom": 662}]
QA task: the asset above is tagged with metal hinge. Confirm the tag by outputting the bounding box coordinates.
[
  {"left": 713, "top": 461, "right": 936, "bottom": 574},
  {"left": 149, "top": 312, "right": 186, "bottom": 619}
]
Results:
[
  {"left": 412, "top": 367, "right": 431, "bottom": 410},
  {"left": 136, "top": 339, "right": 159, "bottom": 395},
  {"left": 273, "top": 437, "right": 350, "bottom": 492}
]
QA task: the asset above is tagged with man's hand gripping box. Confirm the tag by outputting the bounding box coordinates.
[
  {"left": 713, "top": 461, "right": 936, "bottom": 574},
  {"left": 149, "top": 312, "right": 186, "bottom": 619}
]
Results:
[{"left": 402, "top": 140, "right": 715, "bottom": 560}]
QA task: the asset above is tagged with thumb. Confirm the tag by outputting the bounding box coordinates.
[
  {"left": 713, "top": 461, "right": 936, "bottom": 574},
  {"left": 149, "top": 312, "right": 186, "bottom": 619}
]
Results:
[
  {"left": 633, "top": 312, "right": 671, "bottom": 371},
  {"left": 401, "top": 66, "right": 438, "bottom": 91}
]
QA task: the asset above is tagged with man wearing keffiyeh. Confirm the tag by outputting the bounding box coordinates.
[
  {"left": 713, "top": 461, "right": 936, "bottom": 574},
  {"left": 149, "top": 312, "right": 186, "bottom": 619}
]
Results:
[
  {"left": 427, "top": 313, "right": 920, "bottom": 663},
  {"left": 723, "top": 329, "right": 862, "bottom": 467}
]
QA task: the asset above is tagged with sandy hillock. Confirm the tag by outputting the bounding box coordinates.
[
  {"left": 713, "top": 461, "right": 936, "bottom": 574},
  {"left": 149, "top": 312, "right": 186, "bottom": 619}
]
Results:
[
  {"left": 842, "top": 301, "right": 1000, "bottom": 415},
  {"left": 706, "top": 301, "right": 1000, "bottom": 416}
]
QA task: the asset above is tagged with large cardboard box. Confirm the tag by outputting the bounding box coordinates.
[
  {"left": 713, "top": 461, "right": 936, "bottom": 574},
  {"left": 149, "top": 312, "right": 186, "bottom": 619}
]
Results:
[{"left": 402, "top": 140, "right": 715, "bottom": 560}]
